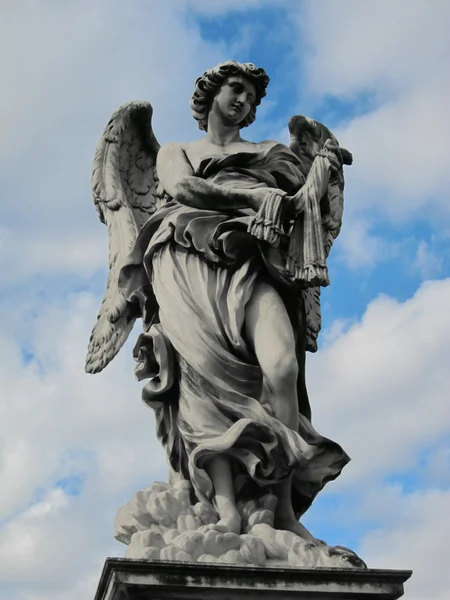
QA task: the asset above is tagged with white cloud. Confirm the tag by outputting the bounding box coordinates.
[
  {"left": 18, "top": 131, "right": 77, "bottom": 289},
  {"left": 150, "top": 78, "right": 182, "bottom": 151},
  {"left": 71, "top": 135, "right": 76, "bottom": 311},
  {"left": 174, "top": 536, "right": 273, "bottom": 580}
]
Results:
[
  {"left": 308, "top": 278, "right": 450, "bottom": 487},
  {"left": 305, "top": 277, "right": 450, "bottom": 598},
  {"left": 412, "top": 240, "right": 443, "bottom": 280},
  {"left": 1, "top": 274, "right": 449, "bottom": 596},
  {"left": 321, "top": 317, "right": 353, "bottom": 346},
  {"left": 333, "top": 214, "right": 396, "bottom": 270},
  {"left": 0, "top": 0, "right": 294, "bottom": 288},
  {"left": 2, "top": 2, "right": 449, "bottom": 599},
  {"left": 0, "top": 225, "right": 108, "bottom": 287},
  {"left": 360, "top": 486, "right": 450, "bottom": 600},
  {"left": 0, "top": 288, "right": 169, "bottom": 597},
  {"left": 0, "top": 0, "right": 229, "bottom": 286},
  {"left": 302, "top": 1, "right": 450, "bottom": 99},
  {"left": 297, "top": 0, "right": 450, "bottom": 270},
  {"left": 336, "top": 82, "right": 450, "bottom": 210},
  {"left": 0, "top": 5, "right": 270, "bottom": 593},
  {"left": 18, "top": 573, "right": 101, "bottom": 600},
  {"left": 0, "top": 290, "right": 166, "bottom": 518}
]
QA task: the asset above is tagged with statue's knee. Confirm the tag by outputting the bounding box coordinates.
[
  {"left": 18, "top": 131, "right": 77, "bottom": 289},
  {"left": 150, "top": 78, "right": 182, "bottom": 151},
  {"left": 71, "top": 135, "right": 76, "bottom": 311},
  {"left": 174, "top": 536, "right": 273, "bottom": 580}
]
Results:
[{"left": 270, "top": 353, "right": 298, "bottom": 387}]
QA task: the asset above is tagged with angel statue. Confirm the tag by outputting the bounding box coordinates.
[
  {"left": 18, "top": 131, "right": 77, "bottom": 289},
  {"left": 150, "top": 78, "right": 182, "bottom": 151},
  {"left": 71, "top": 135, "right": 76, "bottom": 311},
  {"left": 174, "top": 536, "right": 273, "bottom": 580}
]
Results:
[{"left": 86, "top": 61, "right": 362, "bottom": 567}]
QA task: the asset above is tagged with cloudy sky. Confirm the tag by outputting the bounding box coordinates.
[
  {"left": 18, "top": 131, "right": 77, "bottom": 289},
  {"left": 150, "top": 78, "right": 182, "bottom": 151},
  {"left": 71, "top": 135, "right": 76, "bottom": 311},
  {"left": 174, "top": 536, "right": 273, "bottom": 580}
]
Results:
[{"left": 1, "top": 1, "right": 449, "bottom": 598}]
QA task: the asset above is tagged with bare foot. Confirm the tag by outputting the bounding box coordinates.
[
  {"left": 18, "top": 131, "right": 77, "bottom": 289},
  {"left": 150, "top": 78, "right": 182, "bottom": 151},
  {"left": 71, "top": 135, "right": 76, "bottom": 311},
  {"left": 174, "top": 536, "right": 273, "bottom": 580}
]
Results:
[
  {"left": 214, "top": 495, "right": 242, "bottom": 534},
  {"left": 214, "top": 511, "right": 242, "bottom": 534},
  {"left": 274, "top": 515, "right": 322, "bottom": 545}
]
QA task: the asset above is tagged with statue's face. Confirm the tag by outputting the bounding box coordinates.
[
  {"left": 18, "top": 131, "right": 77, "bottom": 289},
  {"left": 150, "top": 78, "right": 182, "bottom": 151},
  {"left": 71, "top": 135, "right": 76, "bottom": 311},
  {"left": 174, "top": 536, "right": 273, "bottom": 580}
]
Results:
[{"left": 212, "top": 74, "right": 256, "bottom": 126}]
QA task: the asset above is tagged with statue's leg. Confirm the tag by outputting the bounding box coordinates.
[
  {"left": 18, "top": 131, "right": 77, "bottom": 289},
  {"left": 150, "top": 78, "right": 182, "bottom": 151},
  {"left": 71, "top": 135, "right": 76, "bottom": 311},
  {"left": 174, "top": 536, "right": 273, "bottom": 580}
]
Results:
[
  {"left": 272, "top": 474, "right": 319, "bottom": 542},
  {"left": 204, "top": 454, "right": 242, "bottom": 534},
  {"left": 245, "top": 280, "right": 319, "bottom": 543},
  {"left": 244, "top": 280, "right": 299, "bottom": 430}
]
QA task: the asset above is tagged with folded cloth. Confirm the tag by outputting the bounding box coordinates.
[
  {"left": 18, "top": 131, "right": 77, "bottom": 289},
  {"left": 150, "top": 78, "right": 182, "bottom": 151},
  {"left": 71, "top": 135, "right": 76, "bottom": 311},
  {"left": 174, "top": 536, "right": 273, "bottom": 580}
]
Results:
[{"left": 285, "top": 153, "right": 331, "bottom": 287}]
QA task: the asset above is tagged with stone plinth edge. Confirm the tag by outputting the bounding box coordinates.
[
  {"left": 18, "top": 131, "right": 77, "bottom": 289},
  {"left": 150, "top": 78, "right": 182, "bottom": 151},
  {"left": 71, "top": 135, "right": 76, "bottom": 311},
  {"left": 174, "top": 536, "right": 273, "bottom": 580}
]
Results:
[{"left": 94, "top": 558, "right": 412, "bottom": 599}]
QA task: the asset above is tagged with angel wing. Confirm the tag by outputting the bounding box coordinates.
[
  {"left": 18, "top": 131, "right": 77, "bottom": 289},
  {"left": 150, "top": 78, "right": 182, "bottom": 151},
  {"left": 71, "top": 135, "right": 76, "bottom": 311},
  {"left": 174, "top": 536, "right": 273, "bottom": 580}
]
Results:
[
  {"left": 85, "top": 101, "right": 161, "bottom": 374},
  {"left": 288, "top": 115, "right": 352, "bottom": 352}
]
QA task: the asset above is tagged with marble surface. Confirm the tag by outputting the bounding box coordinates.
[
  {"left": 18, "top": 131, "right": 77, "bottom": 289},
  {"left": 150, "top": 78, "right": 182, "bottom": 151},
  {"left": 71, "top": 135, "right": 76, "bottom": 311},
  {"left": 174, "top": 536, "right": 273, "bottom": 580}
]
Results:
[
  {"left": 93, "top": 558, "right": 412, "bottom": 600},
  {"left": 86, "top": 61, "right": 368, "bottom": 567},
  {"left": 114, "top": 480, "right": 366, "bottom": 569}
]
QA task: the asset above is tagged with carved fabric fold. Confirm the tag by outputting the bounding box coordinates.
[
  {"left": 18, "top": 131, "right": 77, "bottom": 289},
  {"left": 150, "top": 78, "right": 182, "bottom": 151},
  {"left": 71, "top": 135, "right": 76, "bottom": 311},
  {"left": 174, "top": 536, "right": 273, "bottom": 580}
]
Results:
[
  {"left": 119, "top": 143, "right": 350, "bottom": 512},
  {"left": 285, "top": 155, "right": 330, "bottom": 287},
  {"left": 133, "top": 244, "right": 349, "bottom": 514}
]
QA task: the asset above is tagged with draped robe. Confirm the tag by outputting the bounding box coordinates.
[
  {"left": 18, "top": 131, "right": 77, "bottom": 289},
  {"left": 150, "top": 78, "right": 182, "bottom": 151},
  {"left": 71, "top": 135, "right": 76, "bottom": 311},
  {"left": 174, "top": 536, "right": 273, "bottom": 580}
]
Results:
[{"left": 120, "top": 143, "right": 349, "bottom": 516}]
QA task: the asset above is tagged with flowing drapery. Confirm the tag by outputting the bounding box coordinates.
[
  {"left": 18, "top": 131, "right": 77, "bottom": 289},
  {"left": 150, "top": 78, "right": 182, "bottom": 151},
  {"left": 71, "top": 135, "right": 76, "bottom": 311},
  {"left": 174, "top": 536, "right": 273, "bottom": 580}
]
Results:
[{"left": 120, "top": 143, "right": 349, "bottom": 515}]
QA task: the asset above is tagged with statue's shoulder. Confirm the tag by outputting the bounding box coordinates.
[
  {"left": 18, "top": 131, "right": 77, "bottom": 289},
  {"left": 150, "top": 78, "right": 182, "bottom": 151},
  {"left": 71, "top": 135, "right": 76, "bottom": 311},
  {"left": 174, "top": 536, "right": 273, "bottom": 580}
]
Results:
[
  {"left": 258, "top": 139, "right": 292, "bottom": 154},
  {"left": 239, "top": 139, "right": 280, "bottom": 152},
  {"left": 159, "top": 141, "right": 185, "bottom": 155},
  {"left": 157, "top": 141, "right": 188, "bottom": 169},
  {"left": 259, "top": 139, "right": 279, "bottom": 148}
]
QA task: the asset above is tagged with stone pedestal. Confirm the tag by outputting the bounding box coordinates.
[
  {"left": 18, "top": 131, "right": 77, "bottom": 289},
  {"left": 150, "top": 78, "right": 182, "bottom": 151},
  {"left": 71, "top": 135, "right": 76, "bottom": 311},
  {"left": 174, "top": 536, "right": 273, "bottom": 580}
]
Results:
[{"left": 94, "top": 558, "right": 412, "bottom": 600}]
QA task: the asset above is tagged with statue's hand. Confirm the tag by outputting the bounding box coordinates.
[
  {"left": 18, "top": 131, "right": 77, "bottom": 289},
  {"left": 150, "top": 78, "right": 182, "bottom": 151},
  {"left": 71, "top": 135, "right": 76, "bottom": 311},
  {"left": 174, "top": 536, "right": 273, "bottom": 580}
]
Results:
[
  {"left": 286, "top": 189, "right": 305, "bottom": 216},
  {"left": 246, "top": 187, "right": 285, "bottom": 211},
  {"left": 318, "top": 139, "right": 353, "bottom": 174},
  {"left": 285, "top": 137, "right": 354, "bottom": 217}
]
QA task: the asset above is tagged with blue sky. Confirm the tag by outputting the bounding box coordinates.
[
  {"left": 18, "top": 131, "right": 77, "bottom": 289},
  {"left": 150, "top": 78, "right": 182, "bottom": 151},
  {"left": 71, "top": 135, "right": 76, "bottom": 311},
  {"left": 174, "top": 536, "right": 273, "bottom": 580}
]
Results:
[{"left": 1, "top": 1, "right": 450, "bottom": 598}]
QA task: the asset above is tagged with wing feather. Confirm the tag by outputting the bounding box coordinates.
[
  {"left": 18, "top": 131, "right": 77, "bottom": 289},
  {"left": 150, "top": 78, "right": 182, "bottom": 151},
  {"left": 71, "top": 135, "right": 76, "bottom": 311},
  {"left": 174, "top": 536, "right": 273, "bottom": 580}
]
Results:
[{"left": 85, "top": 101, "right": 160, "bottom": 374}]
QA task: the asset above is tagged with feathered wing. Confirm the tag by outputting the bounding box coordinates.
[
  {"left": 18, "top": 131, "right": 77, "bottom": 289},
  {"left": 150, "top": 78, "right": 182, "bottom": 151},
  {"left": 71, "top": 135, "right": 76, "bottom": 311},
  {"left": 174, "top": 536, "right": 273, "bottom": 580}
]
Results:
[
  {"left": 85, "top": 101, "right": 161, "bottom": 374},
  {"left": 288, "top": 115, "right": 351, "bottom": 352}
]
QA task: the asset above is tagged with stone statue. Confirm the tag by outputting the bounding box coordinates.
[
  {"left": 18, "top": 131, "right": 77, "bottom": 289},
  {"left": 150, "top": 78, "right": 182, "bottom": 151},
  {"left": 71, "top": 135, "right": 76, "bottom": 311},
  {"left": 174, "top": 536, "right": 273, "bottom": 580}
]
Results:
[{"left": 86, "top": 61, "right": 363, "bottom": 568}]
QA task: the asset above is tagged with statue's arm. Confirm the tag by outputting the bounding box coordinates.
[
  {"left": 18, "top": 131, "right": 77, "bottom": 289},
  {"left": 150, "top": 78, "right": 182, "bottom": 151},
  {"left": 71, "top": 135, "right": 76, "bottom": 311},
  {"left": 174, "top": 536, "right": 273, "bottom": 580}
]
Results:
[{"left": 157, "top": 143, "right": 278, "bottom": 212}]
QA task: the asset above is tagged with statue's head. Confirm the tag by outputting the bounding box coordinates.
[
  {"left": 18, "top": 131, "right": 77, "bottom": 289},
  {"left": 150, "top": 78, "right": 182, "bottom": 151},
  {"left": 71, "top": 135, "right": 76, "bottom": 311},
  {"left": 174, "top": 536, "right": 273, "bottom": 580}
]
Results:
[{"left": 190, "top": 60, "right": 270, "bottom": 131}]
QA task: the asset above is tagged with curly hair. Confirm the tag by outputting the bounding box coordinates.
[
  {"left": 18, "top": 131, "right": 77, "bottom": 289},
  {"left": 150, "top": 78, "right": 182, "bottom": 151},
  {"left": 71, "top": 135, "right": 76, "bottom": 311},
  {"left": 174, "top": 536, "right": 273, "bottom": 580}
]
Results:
[{"left": 190, "top": 60, "right": 270, "bottom": 132}]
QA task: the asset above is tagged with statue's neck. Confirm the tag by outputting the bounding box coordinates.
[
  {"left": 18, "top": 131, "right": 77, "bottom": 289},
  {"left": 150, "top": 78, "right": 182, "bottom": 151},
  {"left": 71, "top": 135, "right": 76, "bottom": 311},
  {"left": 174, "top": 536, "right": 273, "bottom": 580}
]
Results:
[{"left": 205, "top": 111, "right": 242, "bottom": 147}]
